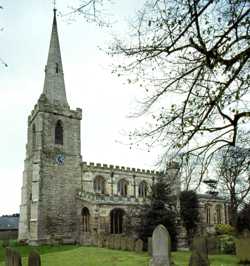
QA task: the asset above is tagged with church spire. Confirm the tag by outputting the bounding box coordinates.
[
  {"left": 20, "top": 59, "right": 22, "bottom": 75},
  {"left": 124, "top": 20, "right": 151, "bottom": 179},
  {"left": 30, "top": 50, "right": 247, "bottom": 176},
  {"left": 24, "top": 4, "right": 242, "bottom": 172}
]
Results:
[{"left": 43, "top": 9, "right": 68, "bottom": 107}]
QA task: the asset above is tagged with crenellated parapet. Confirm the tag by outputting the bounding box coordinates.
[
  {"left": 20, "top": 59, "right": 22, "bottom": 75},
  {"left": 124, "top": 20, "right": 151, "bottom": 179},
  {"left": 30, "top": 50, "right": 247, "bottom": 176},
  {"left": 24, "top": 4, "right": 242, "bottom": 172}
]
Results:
[
  {"left": 80, "top": 160, "right": 181, "bottom": 200},
  {"left": 81, "top": 161, "right": 160, "bottom": 176}
]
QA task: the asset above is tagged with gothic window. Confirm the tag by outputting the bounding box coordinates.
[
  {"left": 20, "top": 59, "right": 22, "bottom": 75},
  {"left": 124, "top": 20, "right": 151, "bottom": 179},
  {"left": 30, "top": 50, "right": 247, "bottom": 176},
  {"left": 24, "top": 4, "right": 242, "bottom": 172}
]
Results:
[
  {"left": 205, "top": 204, "right": 211, "bottom": 224},
  {"left": 110, "top": 208, "right": 125, "bottom": 234},
  {"left": 216, "top": 205, "right": 222, "bottom": 224},
  {"left": 94, "top": 175, "right": 105, "bottom": 194},
  {"left": 81, "top": 207, "right": 90, "bottom": 232},
  {"left": 138, "top": 181, "right": 148, "bottom": 198},
  {"left": 32, "top": 124, "right": 36, "bottom": 150},
  {"left": 117, "top": 179, "right": 128, "bottom": 196},
  {"left": 55, "top": 120, "right": 63, "bottom": 145}
]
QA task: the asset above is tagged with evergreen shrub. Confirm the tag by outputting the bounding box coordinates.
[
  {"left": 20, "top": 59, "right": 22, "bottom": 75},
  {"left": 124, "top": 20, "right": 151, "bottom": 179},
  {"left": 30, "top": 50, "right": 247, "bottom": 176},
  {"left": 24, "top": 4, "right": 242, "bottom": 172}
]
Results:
[{"left": 218, "top": 235, "right": 235, "bottom": 254}]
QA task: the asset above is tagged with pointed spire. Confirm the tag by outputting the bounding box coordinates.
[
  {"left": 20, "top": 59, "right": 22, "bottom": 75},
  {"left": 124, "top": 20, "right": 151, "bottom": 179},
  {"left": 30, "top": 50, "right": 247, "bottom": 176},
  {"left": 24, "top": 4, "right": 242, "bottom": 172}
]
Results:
[{"left": 43, "top": 9, "right": 69, "bottom": 107}]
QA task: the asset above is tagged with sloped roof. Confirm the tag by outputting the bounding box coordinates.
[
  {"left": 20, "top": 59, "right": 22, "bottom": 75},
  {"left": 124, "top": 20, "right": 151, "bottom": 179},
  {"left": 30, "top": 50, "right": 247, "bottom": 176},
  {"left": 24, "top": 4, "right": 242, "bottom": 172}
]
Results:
[{"left": 0, "top": 216, "right": 19, "bottom": 230}]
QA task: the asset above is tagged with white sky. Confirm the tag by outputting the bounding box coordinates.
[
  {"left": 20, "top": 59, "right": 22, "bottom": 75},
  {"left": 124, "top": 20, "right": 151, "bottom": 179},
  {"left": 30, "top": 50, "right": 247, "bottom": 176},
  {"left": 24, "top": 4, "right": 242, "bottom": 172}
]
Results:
[{"left": 0, "top": 1, "right": 163, "bottom": 215}]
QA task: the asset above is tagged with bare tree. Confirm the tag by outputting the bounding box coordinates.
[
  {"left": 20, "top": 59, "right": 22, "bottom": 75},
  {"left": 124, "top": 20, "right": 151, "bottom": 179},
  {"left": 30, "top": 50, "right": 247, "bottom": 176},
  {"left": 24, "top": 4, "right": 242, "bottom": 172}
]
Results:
[
  {"left": 109, "top": 0, "right": 250, "bottom": 177},
  {"left": 62, "top": 0, "right": 111, "bottom": 26},
  {"left": 217, "top": 145, "right": 250, "bottom": 226}
]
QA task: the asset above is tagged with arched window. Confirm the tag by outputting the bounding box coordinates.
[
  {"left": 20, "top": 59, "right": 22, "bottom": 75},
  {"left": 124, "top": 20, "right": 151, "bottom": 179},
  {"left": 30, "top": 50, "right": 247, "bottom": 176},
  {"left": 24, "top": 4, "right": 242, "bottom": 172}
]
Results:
[
  {"left": 138, "top": 181, "right": 148, "bottom": 198},
  {"left": 205, "top": 204, "right": 211, "bottom": 224},
  {"left": 216, "top": 205, "right": 222, "bottom": 224},
  {"left": 110, "top": 208, "right": 125, "bottom": 234},
  {"left": 94, "top": 175, "right": 105, "bottom": 194},
  {"left": 81, "top": 207, "right": 90, "bottom": 232},
  {"left": 55, "top": 120, "right": 63, "bottom": 145},
  {"left": 32, "top": 124, "right": 36, "bottom": 150},
  {"left": 117, "top": 179, "right": 128, "bottom": 196}
]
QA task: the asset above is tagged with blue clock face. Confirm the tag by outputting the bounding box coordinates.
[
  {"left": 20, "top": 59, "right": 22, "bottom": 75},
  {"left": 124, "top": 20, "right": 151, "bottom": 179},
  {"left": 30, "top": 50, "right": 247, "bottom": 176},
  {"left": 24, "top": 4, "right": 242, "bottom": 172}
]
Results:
[{"left": 55, "top": 154, "right": 64, "bottom": 165}]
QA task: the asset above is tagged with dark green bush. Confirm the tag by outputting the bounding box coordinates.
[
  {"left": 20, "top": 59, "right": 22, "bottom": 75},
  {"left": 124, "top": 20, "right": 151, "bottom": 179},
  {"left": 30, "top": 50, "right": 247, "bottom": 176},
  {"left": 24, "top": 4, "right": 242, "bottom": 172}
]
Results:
[{"left": 180, "top": 190, "right": 199, "bottom": 245}]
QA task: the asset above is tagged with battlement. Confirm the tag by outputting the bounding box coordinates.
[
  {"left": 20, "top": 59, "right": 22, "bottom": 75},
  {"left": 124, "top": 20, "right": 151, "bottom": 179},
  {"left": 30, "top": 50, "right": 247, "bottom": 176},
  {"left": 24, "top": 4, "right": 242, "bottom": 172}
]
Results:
[{"left": 81, "top": 161, "right": 162, "bottom": 175}]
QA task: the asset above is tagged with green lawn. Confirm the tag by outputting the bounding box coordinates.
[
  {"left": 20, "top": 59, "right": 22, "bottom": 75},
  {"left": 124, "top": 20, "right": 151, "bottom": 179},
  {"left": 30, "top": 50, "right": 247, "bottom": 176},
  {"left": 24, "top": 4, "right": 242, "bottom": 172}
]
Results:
[{"left": 0, "top": 241, "right": 239, "bottom": 266}]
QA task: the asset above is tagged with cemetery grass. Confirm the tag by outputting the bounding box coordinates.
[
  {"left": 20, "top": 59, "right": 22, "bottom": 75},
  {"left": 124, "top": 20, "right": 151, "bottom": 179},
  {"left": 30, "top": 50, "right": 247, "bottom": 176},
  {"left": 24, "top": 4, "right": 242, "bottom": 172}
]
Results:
[{"left": 0, "top": 241, "right": 238, "bottom": 266}]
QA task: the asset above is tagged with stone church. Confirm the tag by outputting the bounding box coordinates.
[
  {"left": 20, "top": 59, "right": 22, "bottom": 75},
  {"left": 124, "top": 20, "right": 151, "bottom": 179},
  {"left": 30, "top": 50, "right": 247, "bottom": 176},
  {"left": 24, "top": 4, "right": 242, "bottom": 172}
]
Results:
[{"left": 18, "top": 10, "right": 229, "bottom": 246}]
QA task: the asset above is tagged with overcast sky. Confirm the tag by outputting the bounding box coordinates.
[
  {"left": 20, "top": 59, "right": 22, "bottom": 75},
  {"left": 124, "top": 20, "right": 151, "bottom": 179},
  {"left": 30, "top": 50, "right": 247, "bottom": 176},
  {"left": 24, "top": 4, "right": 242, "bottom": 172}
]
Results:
[{"left": 0, "top": 1, "right": 164, "bottom": 215}]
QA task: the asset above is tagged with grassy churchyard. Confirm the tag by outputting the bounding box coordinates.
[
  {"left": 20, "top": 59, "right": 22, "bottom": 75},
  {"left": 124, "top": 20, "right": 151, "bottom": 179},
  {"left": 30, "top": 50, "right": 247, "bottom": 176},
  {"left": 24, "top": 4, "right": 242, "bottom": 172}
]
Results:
[{"left": 0, "top": 241, "right": 238, "bottom": 266}]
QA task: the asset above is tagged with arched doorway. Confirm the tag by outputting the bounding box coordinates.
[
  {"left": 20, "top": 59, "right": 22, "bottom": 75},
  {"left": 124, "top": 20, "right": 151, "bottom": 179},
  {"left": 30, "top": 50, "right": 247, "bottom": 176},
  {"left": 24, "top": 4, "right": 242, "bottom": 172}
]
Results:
[{"left": 110, "top": 208, "right": 125, "bottom": 234}]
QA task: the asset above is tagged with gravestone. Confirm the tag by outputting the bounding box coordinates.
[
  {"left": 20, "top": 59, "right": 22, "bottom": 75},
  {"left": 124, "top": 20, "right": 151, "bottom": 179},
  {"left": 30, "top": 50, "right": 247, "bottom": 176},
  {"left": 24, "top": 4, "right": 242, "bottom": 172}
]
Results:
[
  {"left": 134, "top": 239, "right": 144, "bottom": 252},
  {"left": 121, "top": 237, "right": 128, "bottom": 251},
  {"left": 13, "top": 250, "right": 22, "bottom": 266},
  {"left": 235, "top": 238, "right": 250, "bottom": 263},
  {"left": 150, "top": 224, "right": 171, "bottom": 266},
  {"left": 109, "top": 235, "right": 115, "bottom": 249},
  {"left": 97, "top": 234, "right": 104, "bottom": 248},
  {"left": 206, "top": 236, "right": 219, "bottom": 254},
  {"left": 5, "top": 247, "right": 12, "bottom": 266},
  {"left": 126, "top": 238, "right": 135, "bottom": 251},
  {"left": 114, "top": 236, "right": 121, "bottom": 250},
  {"left": 242, "top": 229, "right": 250, "bottom": 238},
  {"left": 189, "top": 237, "right": 209, "bottom": 266},
  {"left": 91, "top": 232, "right": 98, "bottom": 246},
  {"left": 28, "top": 251, "right": 41, "bottom": 266},
  {"left": 148, "top": 237, "right": 152, "bottom": 256},
  {"left": 105, "top": 236, "right": 111, "bottom": 248}
]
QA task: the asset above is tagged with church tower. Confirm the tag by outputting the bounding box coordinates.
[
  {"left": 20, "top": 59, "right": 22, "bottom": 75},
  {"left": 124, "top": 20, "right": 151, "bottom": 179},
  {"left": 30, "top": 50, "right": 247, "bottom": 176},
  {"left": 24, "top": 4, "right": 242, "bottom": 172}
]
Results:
[{"left": 18, "top": 9, "right": 82, "bottom": 245}]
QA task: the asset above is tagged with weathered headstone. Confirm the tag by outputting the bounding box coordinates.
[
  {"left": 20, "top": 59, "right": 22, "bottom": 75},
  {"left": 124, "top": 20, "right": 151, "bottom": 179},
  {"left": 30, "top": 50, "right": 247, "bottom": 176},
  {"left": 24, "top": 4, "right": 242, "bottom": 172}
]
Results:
[
  {"left": 134, "top": 239, "right": 144, "bottom": 252},
  {"left": 13, "top": 250, "right": 22, "bottom": 266},
  {"left": 28, "top": 251, "right": 41, "bottom": 266},
  {"left": 121, "top": 237, "right": 128, "bottom": 251},
  {"left": 235, "top": 238, "right": 250, "bottom": 263},
  {"left": 126, "top": 238, "right": 135, "bottom": 251},
  {"left": 150, "top": 224, "right": 171, "bottom": 266},
  {"left": 206, "top": 236, "right": 219, "bottom": 254},
  {"left": 189, "top": 237, "right": 210, "bottom": 266},
  {"left": 97, "top": 234, "right": 104, "bottom": 248},
  {"left": 242, "top": 229, "right": 250, "bottom": 238},
  {"left": 114, "top": 236, "right": 121, "bottom": 250},
  {"left": 105, "top": 235, "right": 111, "bottom": 248},
  {"left": 5, "top": 247, "right": 12, "bottom": 266},
  {"left": 106, "top": 235, "right": 115, "bottom": 249},
  {"left": 91, "top": 232, "right": 98, "bottom": 246},
  {"left": 148, "top": 237, "right": 152, "bottom": 256}
]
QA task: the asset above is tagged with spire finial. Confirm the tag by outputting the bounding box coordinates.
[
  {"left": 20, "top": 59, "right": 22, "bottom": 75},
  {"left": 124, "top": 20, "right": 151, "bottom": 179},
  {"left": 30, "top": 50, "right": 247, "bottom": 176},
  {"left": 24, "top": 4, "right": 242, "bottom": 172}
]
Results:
[{"left": 53, "top": 0, "right": 57, "bottom": 12}]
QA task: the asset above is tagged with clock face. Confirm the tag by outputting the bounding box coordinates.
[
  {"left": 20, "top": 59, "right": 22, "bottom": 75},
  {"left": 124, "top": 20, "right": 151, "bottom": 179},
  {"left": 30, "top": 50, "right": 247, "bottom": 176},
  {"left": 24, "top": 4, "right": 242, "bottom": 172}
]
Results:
[{"left": 55, "top": 154, "right": 64, "bottom": 165}]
